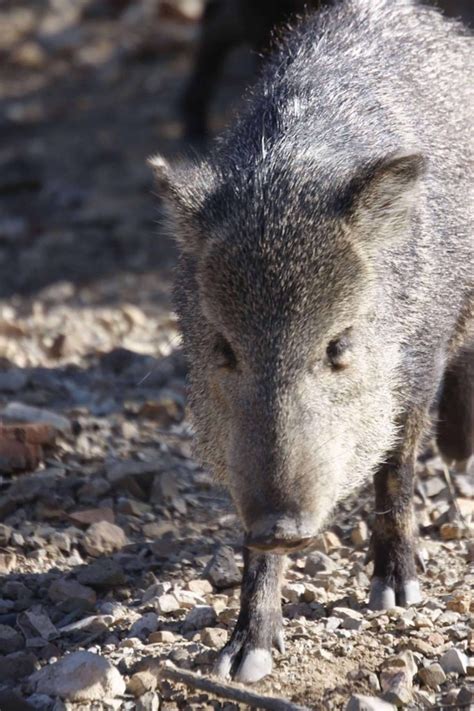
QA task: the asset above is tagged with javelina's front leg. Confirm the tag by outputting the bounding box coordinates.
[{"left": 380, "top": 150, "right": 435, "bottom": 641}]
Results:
[
  {"left": 215, "top": 548, "right": 285, "bottom": 683},
  {"left": 369, "top": 448, "right": 422, "bottom": 610}
]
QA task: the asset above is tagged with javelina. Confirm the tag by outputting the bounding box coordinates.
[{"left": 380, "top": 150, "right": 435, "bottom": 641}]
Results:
[
  {"left": 181, "top": 0, "right": 474, "bottom": 141},
  {"left": 153, "top": 0, "right": 473, "bottom": 683},
  {"left": 180, "top": 0, "right": 328, "bottom": 140}
]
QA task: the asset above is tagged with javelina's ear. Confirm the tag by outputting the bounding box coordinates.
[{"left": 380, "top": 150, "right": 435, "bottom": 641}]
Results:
[
  {"left": 348, "top": 151, "right": 426, "bottom": 244},
  {"left": 148, "top": 153, "right": 206, "bottom": 256}
]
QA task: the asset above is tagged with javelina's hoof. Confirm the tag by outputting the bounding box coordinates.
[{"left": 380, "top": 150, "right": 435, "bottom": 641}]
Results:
[
  {"left": 215, "top": 647, "right": 273, "bottom": 683},
  {"left": 368, "top": 577, "right": 422, "bottom": 610},
  {"left": 214, "top": 626, "right": 284, "bottom": 683}
]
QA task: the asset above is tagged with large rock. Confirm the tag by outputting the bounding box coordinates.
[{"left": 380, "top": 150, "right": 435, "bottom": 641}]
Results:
[
  {"left": 82, "top": 521, "right": 127, "bottom": 557},
  {"left": 31, "top": 651, "right": 125, "bottom": 701}
]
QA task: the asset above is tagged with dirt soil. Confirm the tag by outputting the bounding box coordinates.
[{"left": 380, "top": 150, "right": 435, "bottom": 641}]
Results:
[{"left": 0, "top": 2, "right": 472, "bottom": 710}]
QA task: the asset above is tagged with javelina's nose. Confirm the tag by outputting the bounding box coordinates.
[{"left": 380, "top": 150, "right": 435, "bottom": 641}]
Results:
[{"left": 245, "top": 515, "right": 315, "bottom": 554}]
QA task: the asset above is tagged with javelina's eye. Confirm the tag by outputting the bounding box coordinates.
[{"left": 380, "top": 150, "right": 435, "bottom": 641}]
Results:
[
  {"left": 326, "top": 329, "right": 352, "bottom": 370},
  {"left": 213, "top": 334, "right": 237, "bottom": 370}
]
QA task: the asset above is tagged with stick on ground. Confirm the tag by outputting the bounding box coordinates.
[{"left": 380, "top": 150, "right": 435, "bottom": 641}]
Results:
[{"left": 158, "top": 662, "right": 311, "bottom": 711}]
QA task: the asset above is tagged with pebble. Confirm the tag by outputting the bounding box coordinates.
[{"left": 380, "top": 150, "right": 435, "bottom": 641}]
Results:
[
  {"left": 440, "top": 522, "right": 468, "bottom": 540},
  {"left": 380, "top": 667, "right": 413, "bottom": 707},
  {"left": 313, "top": 530, "right": 341, "bottom": 553},
  {"left": 82, "top": 521, "right": 128, "bottom": 557},
  {"left": 418, "top": 663, "right": 447, "bottom": 689},
  {"left": 439, "top": 647, "right": 468, "bottom": 675},
  {"left": 200, "top": 627, "right": 228, "bottom": 648},
  {"left": 31, "top": 651, "right": 125, "bottom": 701},
  {"left": 282, "top": 583, "right": 305, "bottom": 603},
  {"left": 204, "top": 546, "right": 241, "bottom": 589},
  {"left": 351, "top": 521, "right": 369, "bottom": 547},
  {"left": 149, "top": 630, "right": 178, "bottom": 644},
  {"left": 187, "top": 579, "right": 213, "bottom": 595},
  {"left": 183, "top": 605, "right": 217, "bottom": 631},
  {"left": 332, "top": 607, "right": 365, "bottom": 631},
  {"left": 155, "top": 594, "right": 181, "bottom": 614},
  {"left": 129, "top": 613, "right": 159, "bottom": 638},
  {"left": 127, "top": 670, "right": 157, "bottom": 697},
  {"left": 304, "top": 551, "right": 336, "bottom": 575}
]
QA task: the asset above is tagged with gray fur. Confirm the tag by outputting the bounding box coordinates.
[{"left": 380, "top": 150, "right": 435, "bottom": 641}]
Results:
[
  {"left": 153, "top": 0, "right": 473, "bottom": 681},
  {"left": 157, "top": 0, "right": 473, "bottom": 535}
]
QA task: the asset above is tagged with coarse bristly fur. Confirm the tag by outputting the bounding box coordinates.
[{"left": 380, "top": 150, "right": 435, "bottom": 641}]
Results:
[{"left": 152, "top": 0, "right": 473, "bottom": 538}]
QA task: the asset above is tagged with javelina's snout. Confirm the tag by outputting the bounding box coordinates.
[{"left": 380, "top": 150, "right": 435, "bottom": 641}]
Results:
[{"left": 245, "top": 513, "right": 316, "bottom": 554}]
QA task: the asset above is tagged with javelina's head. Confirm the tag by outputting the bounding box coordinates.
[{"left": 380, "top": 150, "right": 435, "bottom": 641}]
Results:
[{"left": 152, "top": 147, "right": 424, "bottom": 552}]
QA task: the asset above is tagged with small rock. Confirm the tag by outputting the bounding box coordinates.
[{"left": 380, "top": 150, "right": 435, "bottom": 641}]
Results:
[
  {"left": 200, "top": 627, "right": 228, "bottom": 648},
  {"left": 0, "top": 552, "right": 17, "bottom": 574},
  {"left": 418, "top": 663, "right": 447, "bottom": 689},
  {"left": 345, "top": 695, "right": 396, "bottom": 711},
  {"left": 127, "top": 670, "right": 157, "bottom": 697},
  {"left": 48, "top": 579, "right": 96, "bottom": 608},
  {"left": 457, "top": 687, "right": 474, "bottom": 706},
  {"left": 183, "top": 605, "right": 217, "bottom": 631},
  {"left": 155, "top": 594, "right": 180, "bottom": 615},
  {"left": 69, "top": 507, "right": 115, "bottom": 526},
  {"left": 17, "top": 607, "right": 57, "bottom": 644},
  {"left": 2, "top": 402, "right": 70, "bottom": 433},
  {"left": 148, "top": 630, "right": 178, "bottom": 644},
  {"left": 446, "top": 592, "right": 471, "bottom": 614},
  {"left": 313, "top": 530, "right": 341, "bottom": 553},
  {"left": 0, "top": 624, "right": 24, "bottom": 653},
  {"left": 31, "top": 651, "right": 125, "bottom": 701},
  {"left": 282, "top": 583, "right": 305, "bottom": 603},
  {"left": 187, "top": 579, "right": 213, "bottom": 595},
  {"left": 204, "top": 546, "right": 241, "bottom": 589},
  {"left": 439, "top": 647, "right": 468, "bottom": 675},
  {"left": 422, "top": 475, "right": 446, "bottom": 498},
  {"left": 0, "top": 652, "right": 37, "bottom": 682},
  {"left": 77, "top": 559, "right": 126, "bottom": 588},
  {"left": 82, "top": 521, "right": 127, "bottom": 557},
  {"left": 0, "top": 523, "right": 12, "bottom": 546},
  {"left": 129, "top": 613, "right": 159, "bottom": 639},
  {"left": 304, "top": 551, "right": 336, "bottom": 575},
  {"left": 332, "top": 607, "right": 365, "bottom": 631},
  {"left": 380, "top": 667, "right": 413, "bottom": 707},
  {"left": 440, "top": 522, "right": 468, "bottom": 540},
  {"left": 351, "top": 521, "right": 369, "bottom": 547}
]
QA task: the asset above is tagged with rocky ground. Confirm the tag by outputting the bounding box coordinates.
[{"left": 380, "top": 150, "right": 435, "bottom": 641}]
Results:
[{"left": 0, "top": 1, "right": 473, "bottom": 709}]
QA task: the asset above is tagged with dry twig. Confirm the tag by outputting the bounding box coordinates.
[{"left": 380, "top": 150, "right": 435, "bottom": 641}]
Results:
[{"left": 158, "top": 662, "right": 311, "bottom": 711}]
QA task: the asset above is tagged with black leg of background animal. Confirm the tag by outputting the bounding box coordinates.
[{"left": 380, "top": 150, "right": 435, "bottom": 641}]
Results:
[
  {"left": 369, "top": 409, "right": 428, "bottom": 609},
  {"left": 215, "top": 548, "right": 285, "bottom": 682},
  {"left": 180, "top": 1, "right": 242, "bottom": 142},
  {"left": 436, "top": 345, "right": 474, "bottom": 466}
]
